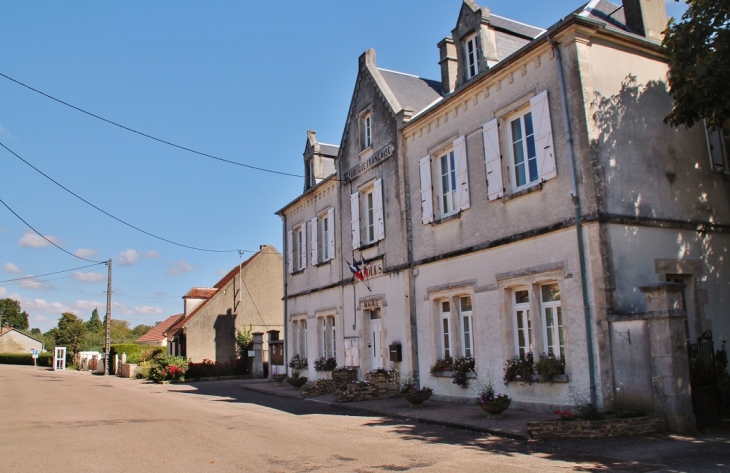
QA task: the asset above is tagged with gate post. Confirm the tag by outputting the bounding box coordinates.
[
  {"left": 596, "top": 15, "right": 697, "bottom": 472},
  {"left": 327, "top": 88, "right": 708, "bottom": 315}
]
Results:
[
  {"left": 640, "top": 282, "right": 696, "bottom": 434},
  {"left": 252, "top": 332, "right": 264, "bottom": 378}
]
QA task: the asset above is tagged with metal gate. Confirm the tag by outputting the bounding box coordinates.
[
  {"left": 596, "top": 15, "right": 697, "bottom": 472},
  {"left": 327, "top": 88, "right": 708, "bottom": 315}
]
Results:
[{"left": 687, "top": 331, "right": 721, "bottom": 426}]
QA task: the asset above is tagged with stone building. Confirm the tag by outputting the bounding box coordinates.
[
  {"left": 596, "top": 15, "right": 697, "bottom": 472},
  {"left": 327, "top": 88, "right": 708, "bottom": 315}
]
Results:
[
  {"left": 278, "top": 0, "right": 729, "bottom": 432},
  {"left": 165, "top": 245, "right": 283, "bottom": 363}
]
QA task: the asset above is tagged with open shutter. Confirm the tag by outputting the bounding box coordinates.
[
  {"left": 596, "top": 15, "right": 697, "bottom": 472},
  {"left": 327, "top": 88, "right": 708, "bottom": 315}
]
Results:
[
  {"left": 419, "top": 156, "right": 433, "bottom": 224},
  {"left": 373, "top": 178, "right": 385, "bottom": 241},
  {"left": 530, "top": 91, "right": 557, "bottom": 181},
  {"left": 327, "top": 207, "right": 335, "bottom": 260},
  {"left": 286, "top": 230, "right": 293, "bottom": 274},
  {"left": 453, "top": 136, "right": 470, "bottom": 211},
  {"left": 706, "top": 121, "right": 729, "bottom": 172},
  {"left": 301, "top": 224, "right": 307, "bottom": 268},
  {"left": 310, "top": 217, "right": 318, "bottom": 266},
  {"left": 482, "top": 118, "right": 504, "bottom": 201},
  {"left": 350, "top": 192, "right": 360, "bottom": 249}
]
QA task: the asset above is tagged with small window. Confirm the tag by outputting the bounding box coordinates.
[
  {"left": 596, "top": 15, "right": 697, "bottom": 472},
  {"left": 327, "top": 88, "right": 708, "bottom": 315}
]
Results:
[
  {"left": 460, "top": 296, "right": 474, "bottom": 358},
  {"left": 360, "top": 113, "right": 372, "bottom": 151},
  {"left": 464, "top": 33, "right": 479, "bottom": 80},
  {"left": 513, "top": 288, "right": 531, "bottom": 358},
  {"left": 540, "top": 283, "right": 564, "bottom": 358},
  {"left": 319, "top": 212, "right": 329, "bottom": 262},
  {"left": 365, "top": 188, "right": 375, "bottom": 243},
  {"left": 439, "top": 150, "right": 457, "bottom": 216},
  {"left": 508, "top": 111, "right": 538, "bottom": 189},
  {"left": 292, "top": 225, "right": 305, "bottom": 271},
  {"left": 440, "top": 300, "right": 451, "bottom": 359}
]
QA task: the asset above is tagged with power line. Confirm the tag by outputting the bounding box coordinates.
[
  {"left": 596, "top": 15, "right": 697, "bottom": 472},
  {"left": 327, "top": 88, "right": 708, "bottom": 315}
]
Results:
[
  {"left": 0, "top": 141, "right": 245, "bottom": 254},
  {"left": 0, "top": 196, "right": 107, "bottom": 264},
  {"left": 0, "top": 263, "right": 105, "bottom": 283},
  {"left": 0, "top": 71, "right": 309, "bottom": 180},
  {"left": 0, "top": 268, "right": 105, "bottom": 287}
]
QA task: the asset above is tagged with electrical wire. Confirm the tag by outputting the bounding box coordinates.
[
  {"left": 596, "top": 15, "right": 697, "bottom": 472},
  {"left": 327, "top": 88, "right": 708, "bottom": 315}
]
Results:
[
  {"left": 0, "top": 141, "right": 245, "bottom": 254},
  {"left": 0, "top": 71, "right": 309, "bottom": 180},
  {"left": 0, "top": 196, "right": 107, "bottom": 264},
  {"left": 0, "top": 263, "right": 106, "bottom": 283},
  {"left": 0, "top": 268, "right": 105, "bottom": 287}
]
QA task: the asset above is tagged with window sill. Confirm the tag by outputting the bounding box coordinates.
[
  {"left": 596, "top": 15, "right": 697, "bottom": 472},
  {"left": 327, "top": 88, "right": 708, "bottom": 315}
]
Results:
[
  {"left": 502, "top": 181, "right": 544, "bottom": 202},
  {"left": 315, "top": 259, "right": 332, "bottom": 268},
  {"left": 431, "top": 370, "right": 476, "bottom": 379},
  {"left": 291, "top": 268, "right": 305, "bottom": 276},
  {"left": 359, "top": 146, "right": 373, "bottom": 159},
  {"left": 358, "top": 240, "right": 380, "bottom": 251},
  {"left": 431, "top": 211, "right": 462, "bottom": 226}
]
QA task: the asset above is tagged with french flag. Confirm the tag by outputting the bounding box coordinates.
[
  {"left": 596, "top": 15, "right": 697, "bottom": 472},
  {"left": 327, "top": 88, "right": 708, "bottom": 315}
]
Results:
[{"left": 347, "top": 260, "right": 364, "bottom": 282}]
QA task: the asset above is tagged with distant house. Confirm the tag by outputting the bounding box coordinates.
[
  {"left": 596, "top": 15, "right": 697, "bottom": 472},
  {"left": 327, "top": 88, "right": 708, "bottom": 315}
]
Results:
[
  {"left": 135, "top": 314, "right": 184, "bottom": 347},
  {"left": 165, "top": 245, "right": 284, "bottom": 363},
  {"left": 0, "top": 328, "right": 43, "bottom": 353}
]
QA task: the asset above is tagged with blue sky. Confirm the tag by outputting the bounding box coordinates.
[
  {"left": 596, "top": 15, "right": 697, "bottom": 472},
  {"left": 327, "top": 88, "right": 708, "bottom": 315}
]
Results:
[{"left": 0, "top": 1, "right": 687, "bottom": 333}]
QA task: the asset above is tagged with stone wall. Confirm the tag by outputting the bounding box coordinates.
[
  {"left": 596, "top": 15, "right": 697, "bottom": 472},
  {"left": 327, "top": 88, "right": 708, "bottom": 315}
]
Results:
[
  {"left": 527, "top": 415, "right": 666, "bottom": 440},
  {"left": 334, "top": 370, "right": 399, "bottom": 403}
]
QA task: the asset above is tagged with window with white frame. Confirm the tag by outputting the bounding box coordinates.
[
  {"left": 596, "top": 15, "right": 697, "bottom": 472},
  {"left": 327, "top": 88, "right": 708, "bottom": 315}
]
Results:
[
  {"left": 459, "top": 296, "right": 474, "bottom": 358},
  {"left": 351, "top": 180, "right": 384, "bottom": 248},
  {"left": 293, "top": 318, "right": 307, "bottom": 357},
  {"left": 541, "top": 283, "right": 564, "bottom": 358},
  {"left": 419, "top": 136, "right": 469, "bottom": 224},
  {"left": 311, "top": 208, "right": 335, "bottom": 265},
  {"left": 287, "top": 224, "right": 306, "bottom": 273},
  {"left": 463, "top": 33, "right": 479, "bottom": 80},
  {"left": 329, "top": 316, "right": 336, "bottom": 357},
  {"left": 360, "top": 112, "right": 372, "bottom": 151},
  {"left": 512, "top": 288, "right": 532, "bottom": 358},
  {"left": 318, "top": 315, "right": 336, "bottom": 358},
  {"left": 482, "top": 91, "right": 556, "bottom": 200},
  {"left": 508, "top": 110, "right": 538, "bottom": 189},
  {"left": 440, "top": 300, "right": 452, "bottom": 359}
]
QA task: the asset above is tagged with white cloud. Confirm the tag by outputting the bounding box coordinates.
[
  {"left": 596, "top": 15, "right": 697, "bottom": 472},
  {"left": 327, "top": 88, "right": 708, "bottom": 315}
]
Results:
[
  {"left": 18, "top": 232, "right": 59, "bottom": 248},
  {"left": 72, "top": 272, "right": 106, "bottom": 284},
  {"left": 154, "top": 291, "right": 168, "bottom": 297},
  {"left": 144, "top": 250, "right": 160, "bottom": 259},
  {"left": 33, "top": 315, "right": 48, "bottom": 322},
  {"left": 167, "top": 260, "right": 193, "bottom": 276},
  {"left": 0, "top": 286, "right": 7, "bottom": 297},
  {"left": 0, "top": 124, "right": 14, "bottom": 139},
  {"left": 4, "top": 262, "right": 22, "bottom": 274},
  {"left": 74, "top": 248, "right": 98, "bottom": 258},
  {"left": 17, "top": 277, "right": 55, "bottom": 291},
  {"left": 116, "top": 249, "right": 139, "bottom": 266},
  {"left": 133, "top": 305, "right": 163, "bottom": 315},
  {"left": 73, "top": 300, "right": 102, "bottom": 311}
]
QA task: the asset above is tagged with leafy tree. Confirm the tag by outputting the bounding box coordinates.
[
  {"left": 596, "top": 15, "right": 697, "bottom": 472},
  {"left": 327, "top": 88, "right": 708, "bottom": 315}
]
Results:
[
  {"left": 85, "top": 308, "right": 103, "bottom": 333},
  {"left": 132, "top": 324, "right": 154, "bottom": 338},
  {"left": 51, "top": 312, "right": 87, "bottom": 357},
  {"left": 0, "top": 298, "right": 30, "bottom": 330},
  {"left": 663, "top": 0, "right": 730, "bottom": 130},
  {"left": 30, "top": 328, "right": 42, "bottom": 337}
]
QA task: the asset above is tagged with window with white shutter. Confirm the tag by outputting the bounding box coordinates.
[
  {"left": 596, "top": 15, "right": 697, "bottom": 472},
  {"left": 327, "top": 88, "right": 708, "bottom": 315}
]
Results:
[
  {"left": 350, "top": 192, "right": 360, "bottom": 249},
  {"left": 287, "top": 230, "right": 293, "bottom": 274},
  {"left": 373, "top": 178, "right": 384, "bottom": 241},
  {"left": 706, "top": 121, "right": 729, "bottom": 173},
  {"left": 530, "top": 91, "right": 557, "bottom": 182},
  {"left": 482, "top": 118, "right": 503, "bottom": 201},
  {"left": 300, "top": 224, "right": 307, "bottom": 268},
  {"left": 453, "top": 136, "right": 470, "bottom": 211},
  {"left": 419, "top": 156, "right": 434, "bottom": 224},
  {"left": 310, "top": 217, "right": 318, "bottom": 266},
  {"left": 327, "top": 207, "right": 335, "bottom": 260}
]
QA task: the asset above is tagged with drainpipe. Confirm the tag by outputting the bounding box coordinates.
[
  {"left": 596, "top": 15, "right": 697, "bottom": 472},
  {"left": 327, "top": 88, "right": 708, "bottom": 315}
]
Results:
[
  {"left": 546, "top": 34, "right": 597, "bottom": 406},
  {"left": 282, "top": 214, "right": 289, "bottom": 377}
]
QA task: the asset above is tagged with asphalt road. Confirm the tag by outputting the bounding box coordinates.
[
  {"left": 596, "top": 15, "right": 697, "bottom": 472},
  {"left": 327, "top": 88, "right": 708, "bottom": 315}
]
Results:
[{"left": 1, "top": 365, "right": 728, "bottom": 472}]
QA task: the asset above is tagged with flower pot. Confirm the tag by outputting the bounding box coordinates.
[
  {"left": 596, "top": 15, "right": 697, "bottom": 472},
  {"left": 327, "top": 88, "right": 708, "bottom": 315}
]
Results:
[
  {"left": 401, "top": 390, "right": 432, "bottom": 408},
  {"left": 272, "top": 375, "right": 286, "bottom": 384},
  {"left": 479, "top": 400, "right": 511, "bottom": 419},
  {"left": 286, "top": 376, "right": 308, "bottom": 388}
]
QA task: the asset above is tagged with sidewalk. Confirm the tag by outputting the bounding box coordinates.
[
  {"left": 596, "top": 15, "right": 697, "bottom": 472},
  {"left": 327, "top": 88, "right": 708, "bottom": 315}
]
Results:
[{"left": 243, "top": 379, "right": 555, "bottom": 440}]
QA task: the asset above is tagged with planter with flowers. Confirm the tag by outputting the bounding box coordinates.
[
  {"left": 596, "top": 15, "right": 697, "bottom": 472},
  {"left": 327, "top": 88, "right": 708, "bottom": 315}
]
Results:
[
  {"left": 313, "top": 356, "right": 337, "bottom": 379},
  {"left": 503, "top": 352, "right": 535, "bottom": 385},
  {"left": 475, "top": 380, "right": 511, "bottom": 419},
  {"left": 398, "top": 371, "right": 432, "bottom": 408},
  {"left": 452, "top": 356, "right": 476, "bottom": 389},
  {"left": 287, "top": 354, "right": 308, "bottom": 388},
  {"left": 271, "top": 371, "right": 287, "bottom": 384},
  {"left": 533, "top": 353, "right": 568, "bottom": 383}
]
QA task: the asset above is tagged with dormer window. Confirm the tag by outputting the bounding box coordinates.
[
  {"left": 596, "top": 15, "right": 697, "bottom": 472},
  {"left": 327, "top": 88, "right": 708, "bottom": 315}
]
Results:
[
  {"left": 464, "top": 33, "right": 478, "bottom": 80},
  {"left": 360, "top": 112, "right": 372, "bottom": 151}
]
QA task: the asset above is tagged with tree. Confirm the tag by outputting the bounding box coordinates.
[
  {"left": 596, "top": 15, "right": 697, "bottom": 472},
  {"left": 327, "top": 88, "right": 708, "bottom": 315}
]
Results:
[
  {"left": 30, "top": 328, "right": 42, "bottom": 337},
  {"left": 0, "top": 298, "right": 30, "bottom": 330},
  {"left": 51, "top": 312, "right": 87, "bottom": 357},
  {"left": 132, "top": 324, "right": 154, "bottom": 338},
  {"left": 85, "top": 308, "right": 103, "bottom": 333},
  {"left": 663, "top": 0, "right": 730, "bottom": 130}
]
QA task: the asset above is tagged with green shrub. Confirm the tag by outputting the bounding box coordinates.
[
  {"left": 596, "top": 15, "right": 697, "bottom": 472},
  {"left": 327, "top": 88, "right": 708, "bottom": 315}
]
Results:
[
  {"left": 148, "top": 355, "right": 188, "bottom": 383},
  {"left": 108, "top": 344, "right": 142, "bottom": 373},
  {"left": 533, "top": 353, "right": 565, "bottom": 383},
  {"left": 0, "top": 352, "right": 53, "bottom": 366}
]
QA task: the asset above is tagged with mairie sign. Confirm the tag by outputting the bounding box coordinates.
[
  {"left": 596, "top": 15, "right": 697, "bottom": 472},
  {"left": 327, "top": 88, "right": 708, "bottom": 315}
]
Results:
[{"left": 343, "top": 143, "right": 395, "bottom": 182}]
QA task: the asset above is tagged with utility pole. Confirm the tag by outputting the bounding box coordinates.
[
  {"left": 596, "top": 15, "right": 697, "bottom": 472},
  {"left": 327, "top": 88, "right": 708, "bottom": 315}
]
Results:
[{"left": 104, "top": 259, "right": 112, "bottom": 375}]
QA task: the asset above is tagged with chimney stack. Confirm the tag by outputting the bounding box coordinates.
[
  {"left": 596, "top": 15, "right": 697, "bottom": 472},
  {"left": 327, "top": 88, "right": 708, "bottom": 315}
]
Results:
[
  {"left": 438, "top": 37, "right": 458, "bottom": 94},
  {"left": 622, "top": 0, "right": 668, "bottom": 43}
]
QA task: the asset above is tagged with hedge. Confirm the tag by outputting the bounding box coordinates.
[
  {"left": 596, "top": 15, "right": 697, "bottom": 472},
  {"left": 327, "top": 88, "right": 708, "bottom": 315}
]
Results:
[
  {"left": 0, "top": 352, "right": 53, "bottom": 366},
  {"left": 108, "top": 344, "right": 143, "bottom": 374}
]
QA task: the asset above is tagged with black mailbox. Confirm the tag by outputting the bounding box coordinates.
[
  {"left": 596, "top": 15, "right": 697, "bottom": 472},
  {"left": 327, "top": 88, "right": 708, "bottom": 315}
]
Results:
[{"left": 389, "top": 343, "right": 402, "bottom": 362}]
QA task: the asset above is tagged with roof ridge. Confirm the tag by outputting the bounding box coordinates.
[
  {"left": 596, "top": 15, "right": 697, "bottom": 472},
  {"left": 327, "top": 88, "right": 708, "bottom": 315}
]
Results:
[{"left": 490, "top": 13, "right": 546, "bottom": 32}]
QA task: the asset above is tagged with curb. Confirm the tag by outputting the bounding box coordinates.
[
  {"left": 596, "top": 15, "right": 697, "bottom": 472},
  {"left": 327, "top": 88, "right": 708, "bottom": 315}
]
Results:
[{"left": 243, "top": 384, "right": 528, "bottom": 441}]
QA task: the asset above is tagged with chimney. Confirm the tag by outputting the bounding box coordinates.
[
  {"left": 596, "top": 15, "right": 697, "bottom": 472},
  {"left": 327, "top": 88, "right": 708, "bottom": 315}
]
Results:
[
  {"left": 438, "top": 37, "right": 458, "bottom": 94},
  {"left": 260, "top": 245, "right": 266, "bottom": 250},
  {"left": 622, "top": 0, "right": 668, "bottom": 43}
]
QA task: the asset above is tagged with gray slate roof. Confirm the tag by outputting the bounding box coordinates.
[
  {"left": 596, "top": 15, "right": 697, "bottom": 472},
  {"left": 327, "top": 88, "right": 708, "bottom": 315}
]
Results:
[
  {"left": 319, "top": 143, "right": 339, "bottom": 157},
  {"left": 490, "top": 13, "right": 545, "bottom": 39},
  {"left": 377, "top": 69, "right": 443, "bottom": 115},
  {"left": 578, "top": 0, "right": 629, "bottom": 32}
]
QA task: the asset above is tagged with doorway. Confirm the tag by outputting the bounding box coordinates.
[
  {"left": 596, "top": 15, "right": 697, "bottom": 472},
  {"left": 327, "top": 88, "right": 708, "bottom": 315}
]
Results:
[{"left": 369, "top": 309, "right": 383, "bottom": 370}]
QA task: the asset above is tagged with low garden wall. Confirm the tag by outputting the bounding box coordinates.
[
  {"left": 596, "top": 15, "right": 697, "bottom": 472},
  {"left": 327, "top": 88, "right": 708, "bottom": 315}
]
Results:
[
  {"left": 334, "top": 369, "right": 398, "bottom": 403},
  {"left": 527, "top": 415, "right": 666, "bottom": 440},
  {"left": 302, "top": 367, "right": 359, "bottom": 397}
]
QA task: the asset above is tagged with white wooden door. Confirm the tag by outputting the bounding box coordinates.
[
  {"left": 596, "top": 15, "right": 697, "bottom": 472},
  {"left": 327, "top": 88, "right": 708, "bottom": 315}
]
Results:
[{"left": 370, "top": 320, "right": 383, "bottom": 370}]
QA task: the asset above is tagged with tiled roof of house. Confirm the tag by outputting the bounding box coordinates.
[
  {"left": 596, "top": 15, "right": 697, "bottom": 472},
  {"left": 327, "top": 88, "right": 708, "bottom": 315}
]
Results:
[
  {"left": 0, "top": 327, "right": 43, "bottom": 343},
  {"left": 183, "top": 287, "right": 218, "bottom": 299},
  {"left": 377, "top": 68, "right": 443, "bottom": 116},
  {"left": 135, "top": 314, "right": 184, "bottom": 343}
]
